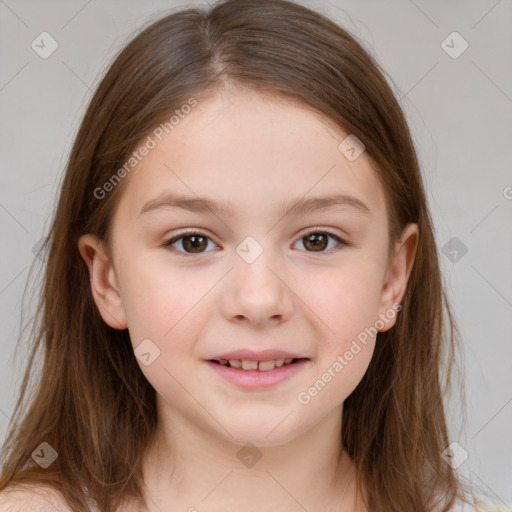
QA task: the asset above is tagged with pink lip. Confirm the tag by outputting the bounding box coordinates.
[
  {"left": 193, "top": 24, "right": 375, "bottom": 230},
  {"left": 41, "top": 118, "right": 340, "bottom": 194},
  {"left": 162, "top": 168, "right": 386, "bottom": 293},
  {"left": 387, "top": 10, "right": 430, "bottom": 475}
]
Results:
[
  {"left": 205, "top": 359, "right": 310, "bottom": 390},
  {"left": 209, "top": 349, "right": 304, "bottom": 361}
]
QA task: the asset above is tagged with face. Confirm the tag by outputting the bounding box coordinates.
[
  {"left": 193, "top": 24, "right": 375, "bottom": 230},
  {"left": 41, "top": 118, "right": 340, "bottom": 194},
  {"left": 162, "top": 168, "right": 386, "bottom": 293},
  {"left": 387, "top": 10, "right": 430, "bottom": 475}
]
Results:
[{"left": 79, "top": 88, "right": 417, "bottom": 447}]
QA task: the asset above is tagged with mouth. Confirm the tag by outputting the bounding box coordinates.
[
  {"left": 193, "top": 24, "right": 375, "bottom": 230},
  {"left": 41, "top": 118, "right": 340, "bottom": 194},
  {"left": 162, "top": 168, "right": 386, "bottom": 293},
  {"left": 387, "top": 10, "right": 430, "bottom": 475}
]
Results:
[
  {"left": 208, "top": 357, "right": 306, "bottom": 372},
  {"left": 205, "top": 357, "right": 310, "bottom": 389}
]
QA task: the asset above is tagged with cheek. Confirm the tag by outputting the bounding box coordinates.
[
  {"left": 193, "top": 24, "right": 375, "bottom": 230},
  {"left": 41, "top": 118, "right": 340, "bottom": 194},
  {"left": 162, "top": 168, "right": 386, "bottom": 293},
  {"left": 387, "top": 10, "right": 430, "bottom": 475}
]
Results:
[
  {"left": 300, "top": 255, "right": 385, "bottom": 339},
  {"left": 293, "top": 256, "right": 383, "bottom": 401},
  {"left": 118, "top": 262, "right": 211, "bottom": 400},
  {"left": 118, "top": 255, "right": 206, "bottom": 340},
  {"left": 296, "top": 341, "right": 375, "bottom": 415}
]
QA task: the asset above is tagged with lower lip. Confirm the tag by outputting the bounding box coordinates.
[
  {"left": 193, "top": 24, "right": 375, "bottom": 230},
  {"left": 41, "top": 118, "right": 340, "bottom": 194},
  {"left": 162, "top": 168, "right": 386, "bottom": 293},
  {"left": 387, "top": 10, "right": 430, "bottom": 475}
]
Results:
[{"left": 205, "top": 359, "right": 309, "bottom": 390}]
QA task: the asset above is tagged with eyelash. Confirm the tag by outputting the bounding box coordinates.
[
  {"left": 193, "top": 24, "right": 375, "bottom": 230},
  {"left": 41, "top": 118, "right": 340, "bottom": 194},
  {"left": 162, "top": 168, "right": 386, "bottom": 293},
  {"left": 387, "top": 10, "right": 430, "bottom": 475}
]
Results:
[{"left": 163, "top": 228, "right": 348, "bottom": 257}]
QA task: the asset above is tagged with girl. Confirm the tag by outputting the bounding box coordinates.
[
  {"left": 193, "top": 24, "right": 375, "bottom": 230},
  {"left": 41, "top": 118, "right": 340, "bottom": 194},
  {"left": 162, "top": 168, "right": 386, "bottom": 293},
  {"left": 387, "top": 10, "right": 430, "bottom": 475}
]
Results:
[{"left": 0, "top": 0, "right": 478, "bottom": 510}]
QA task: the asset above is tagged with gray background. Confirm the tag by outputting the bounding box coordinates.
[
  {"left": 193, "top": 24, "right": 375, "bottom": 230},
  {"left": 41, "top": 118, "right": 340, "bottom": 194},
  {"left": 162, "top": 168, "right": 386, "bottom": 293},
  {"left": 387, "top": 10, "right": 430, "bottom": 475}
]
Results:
[{"left": 1, "top": 0, "right": 511, "bottom": 507}]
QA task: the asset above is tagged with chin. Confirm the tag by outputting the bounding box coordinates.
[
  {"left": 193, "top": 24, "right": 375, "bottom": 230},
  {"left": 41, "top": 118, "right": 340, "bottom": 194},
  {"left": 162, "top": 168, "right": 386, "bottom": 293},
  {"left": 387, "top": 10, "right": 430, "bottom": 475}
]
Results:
[{"left": 215, "top": 418, "right": 301, "bottom": 448}]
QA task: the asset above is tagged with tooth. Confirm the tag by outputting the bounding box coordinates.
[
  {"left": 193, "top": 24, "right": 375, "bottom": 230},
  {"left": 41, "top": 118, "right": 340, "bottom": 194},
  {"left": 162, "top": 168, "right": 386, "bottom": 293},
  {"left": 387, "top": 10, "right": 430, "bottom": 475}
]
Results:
[
  {"left": 275, "top": 359, "right": 285, "bottom": 367},
  {"left": 229, "top": 359, "right": 241, "bottom": 368},
  {"left": 284, "top": 358, "right": 293, "bottom": 364},
  {"left": 241, "top": 359, "right": 258, "bottom": 370},
  {"left": 219, "top": 359, "right": 228, "bottom": 365},
  {"left": 258, "top": 360, "right": 277, "bottom": 371}
]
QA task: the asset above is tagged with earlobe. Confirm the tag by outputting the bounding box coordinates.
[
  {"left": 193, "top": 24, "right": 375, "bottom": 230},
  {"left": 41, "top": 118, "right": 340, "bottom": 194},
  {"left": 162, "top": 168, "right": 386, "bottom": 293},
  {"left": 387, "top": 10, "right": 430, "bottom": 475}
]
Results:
[
  {"left": 77, "top": 233, "right": 128, "bottom": 330},
  {"left": 377, "top": 223, "right": 419, "bottom": 331}
]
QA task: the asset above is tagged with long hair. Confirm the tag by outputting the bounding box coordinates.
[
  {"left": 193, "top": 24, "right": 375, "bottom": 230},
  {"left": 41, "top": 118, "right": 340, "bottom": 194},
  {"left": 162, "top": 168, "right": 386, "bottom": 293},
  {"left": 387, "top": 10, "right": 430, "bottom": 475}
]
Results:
[{"left": 0, "top": 1, "right": 475, "bottom": 510}]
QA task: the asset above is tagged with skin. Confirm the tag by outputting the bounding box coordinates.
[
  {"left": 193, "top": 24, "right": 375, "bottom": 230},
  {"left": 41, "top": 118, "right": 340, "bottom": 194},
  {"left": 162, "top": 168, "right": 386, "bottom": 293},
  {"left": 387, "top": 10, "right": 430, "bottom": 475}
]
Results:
[{"left": 78, "top": 87, "right": 418, "bottom": 512}]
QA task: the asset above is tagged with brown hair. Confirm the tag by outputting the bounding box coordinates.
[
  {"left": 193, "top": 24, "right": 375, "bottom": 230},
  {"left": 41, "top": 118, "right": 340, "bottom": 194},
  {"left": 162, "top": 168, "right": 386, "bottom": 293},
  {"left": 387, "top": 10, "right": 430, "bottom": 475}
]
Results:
[{"left": 0, "top": 0, "right": 476, "bottom": 510}]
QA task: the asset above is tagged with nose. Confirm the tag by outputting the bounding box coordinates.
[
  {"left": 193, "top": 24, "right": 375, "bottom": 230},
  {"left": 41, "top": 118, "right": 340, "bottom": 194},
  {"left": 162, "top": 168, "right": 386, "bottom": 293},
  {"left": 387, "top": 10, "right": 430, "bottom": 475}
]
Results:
[{"left": 222, "top": 249, "right": 294, "bottom": 327}]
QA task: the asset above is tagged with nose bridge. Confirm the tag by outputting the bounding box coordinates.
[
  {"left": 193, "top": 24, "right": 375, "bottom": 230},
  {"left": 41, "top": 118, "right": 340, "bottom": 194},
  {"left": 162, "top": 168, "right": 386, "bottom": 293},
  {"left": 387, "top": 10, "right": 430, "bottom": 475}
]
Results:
[
  {"left": 235, "top": 237, "right": 282, "bottom": 297},
  {"left": 224, "top": 235, "right": 293, "bottom": 324}
]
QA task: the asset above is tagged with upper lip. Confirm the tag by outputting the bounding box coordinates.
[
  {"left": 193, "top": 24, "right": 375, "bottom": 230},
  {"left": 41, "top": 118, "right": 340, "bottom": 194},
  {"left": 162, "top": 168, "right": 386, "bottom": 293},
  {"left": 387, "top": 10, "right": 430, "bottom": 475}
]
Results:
[{"left": 209, "top": 349, "right": 307, "bottom": 361}]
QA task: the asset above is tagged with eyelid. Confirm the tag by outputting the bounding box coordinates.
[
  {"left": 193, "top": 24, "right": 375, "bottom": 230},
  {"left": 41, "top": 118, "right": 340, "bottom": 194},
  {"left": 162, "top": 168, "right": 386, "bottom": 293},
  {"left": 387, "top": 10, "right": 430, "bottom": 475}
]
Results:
[
  {"left": 297, "top": 227, "right": 347, "bottom": 243},
  {"left": 164, "top": 227, "right": 348, "bottom": 257}
]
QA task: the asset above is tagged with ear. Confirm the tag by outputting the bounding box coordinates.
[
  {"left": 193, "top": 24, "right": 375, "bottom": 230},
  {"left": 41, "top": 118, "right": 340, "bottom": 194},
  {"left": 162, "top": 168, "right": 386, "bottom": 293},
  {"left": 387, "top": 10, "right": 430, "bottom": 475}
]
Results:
[
  {"left": 377, "top": 223, "right": 418, "bottom": 331},
  {"left": 78, "top": 233, "right": 128, "bottom": 330}
]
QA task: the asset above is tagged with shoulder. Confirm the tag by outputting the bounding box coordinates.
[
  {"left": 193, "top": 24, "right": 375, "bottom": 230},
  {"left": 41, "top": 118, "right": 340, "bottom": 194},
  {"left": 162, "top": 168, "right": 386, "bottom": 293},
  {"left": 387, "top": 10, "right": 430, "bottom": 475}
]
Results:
[{"left": 0, "top": 485, "right": 72, "bottom": 511}]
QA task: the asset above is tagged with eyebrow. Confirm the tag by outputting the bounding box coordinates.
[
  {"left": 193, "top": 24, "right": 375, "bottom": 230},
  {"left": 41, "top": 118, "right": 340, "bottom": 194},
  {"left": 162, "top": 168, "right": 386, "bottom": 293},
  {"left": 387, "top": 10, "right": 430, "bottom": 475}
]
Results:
[{"left": 139, "top": 192, "right": 371, "bottom": 218}]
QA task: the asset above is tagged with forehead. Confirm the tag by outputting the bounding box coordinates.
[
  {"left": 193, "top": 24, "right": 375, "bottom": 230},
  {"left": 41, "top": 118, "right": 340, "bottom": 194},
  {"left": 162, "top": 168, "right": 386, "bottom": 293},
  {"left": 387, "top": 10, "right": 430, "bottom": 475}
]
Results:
[{"left": 115, "top": 88, "right": 386, "bottom": 221}]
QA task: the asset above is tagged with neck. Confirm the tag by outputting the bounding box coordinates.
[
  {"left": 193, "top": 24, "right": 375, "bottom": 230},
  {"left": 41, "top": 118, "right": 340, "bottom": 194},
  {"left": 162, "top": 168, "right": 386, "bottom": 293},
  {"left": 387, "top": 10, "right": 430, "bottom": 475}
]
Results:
[{"left": 138, "top": 400, "right": 362, "bottom": 512}]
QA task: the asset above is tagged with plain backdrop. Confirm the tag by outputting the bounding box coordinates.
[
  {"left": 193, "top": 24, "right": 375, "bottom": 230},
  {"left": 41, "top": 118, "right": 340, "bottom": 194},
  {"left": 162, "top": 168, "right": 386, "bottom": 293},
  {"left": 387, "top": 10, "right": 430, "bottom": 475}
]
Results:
[{"left": 1, "top": 0, "right": 511, "bottom": 506}]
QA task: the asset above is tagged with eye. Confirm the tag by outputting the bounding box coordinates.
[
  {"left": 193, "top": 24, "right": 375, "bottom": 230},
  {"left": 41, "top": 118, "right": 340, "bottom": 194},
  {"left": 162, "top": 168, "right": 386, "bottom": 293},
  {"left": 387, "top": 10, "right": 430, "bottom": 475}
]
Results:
[
  {"left": 164, "top": 230, "right": 219, "bottom": 256},
  {"left": 164, "top": 229, "right": 347, "bottom": 257},
  {"left": 292, "top": 229, "right": 347, "bottom": 253}
]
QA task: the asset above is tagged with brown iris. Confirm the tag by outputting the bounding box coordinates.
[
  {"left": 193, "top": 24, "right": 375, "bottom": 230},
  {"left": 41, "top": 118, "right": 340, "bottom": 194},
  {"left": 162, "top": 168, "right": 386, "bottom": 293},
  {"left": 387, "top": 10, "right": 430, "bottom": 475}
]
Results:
[
  {"left": 302, "top": 232, "right": 328, "bottom": 251},
  {"left": 182, "top": 234, "right": 208, "bottom": 253}
]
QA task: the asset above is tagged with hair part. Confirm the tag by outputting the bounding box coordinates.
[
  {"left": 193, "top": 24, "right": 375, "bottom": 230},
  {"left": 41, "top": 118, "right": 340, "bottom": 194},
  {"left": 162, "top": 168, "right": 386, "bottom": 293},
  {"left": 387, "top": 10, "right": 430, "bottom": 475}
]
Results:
[{"left": 0, "top": 1, "right": 475, "bottom": 510}]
